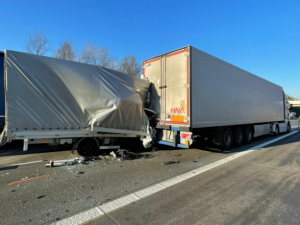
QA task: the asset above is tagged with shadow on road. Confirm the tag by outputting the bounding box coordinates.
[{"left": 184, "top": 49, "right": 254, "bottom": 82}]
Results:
[{"left": 0, "top": 144, "right": 71, "bottom": 157}]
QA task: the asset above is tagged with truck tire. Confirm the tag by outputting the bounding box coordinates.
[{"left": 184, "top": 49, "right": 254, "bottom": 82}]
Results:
[
  {"left": 274, "top": 125, "right": 279, "bottom": 136},
  {"left": 76, "top": 138, "right": 98, "bottom": 156},
  {"left": 221, "top": 127, "right": 233, "bottom": 150},
  {"left": 286, "top": 122, "right": 291, "bottom": 133},
  {"left": 233, "top": 126, "right": 243, "bottom": 147},
  {"left": 244, "top": 125, "right": 253, "bottom": 144}
]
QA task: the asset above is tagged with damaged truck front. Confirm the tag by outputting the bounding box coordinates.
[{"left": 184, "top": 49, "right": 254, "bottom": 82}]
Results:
[{"left": 0, "top": 50, "right": 155, "bottom": 155}]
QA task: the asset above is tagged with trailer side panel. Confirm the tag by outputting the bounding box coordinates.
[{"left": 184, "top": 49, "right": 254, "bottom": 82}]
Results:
[{"left": 190, "top": 47, "right": 284, "bottom": 128}]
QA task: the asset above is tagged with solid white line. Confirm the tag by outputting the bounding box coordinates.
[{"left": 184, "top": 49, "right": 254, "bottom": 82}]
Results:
[
  {"left": 52, "top": 131, "right": 298, "bottom": 225},
  {"left": 134, "top": 184, "right": 165, "bottom": 198},
  {"left": 0, "top": 160, "right": 43, "bottom": 169},
  {"left": 99, "top": 195, "right": 139, "bottom": 213},
  {"left": 55, "top": 208, "right": 103, "bottom": 225}
]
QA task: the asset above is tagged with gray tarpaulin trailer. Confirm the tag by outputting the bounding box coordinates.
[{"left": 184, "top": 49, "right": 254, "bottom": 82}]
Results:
[
  {"left": 142, "top": 46, "right": 291, "bottom": 149},
  {"left": 0, "top": 50, "right": 151, "bottom": 155}
]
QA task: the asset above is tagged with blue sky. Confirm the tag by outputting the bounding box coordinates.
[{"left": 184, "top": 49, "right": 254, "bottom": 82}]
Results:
[{"left": 1, "top": 0, "right": 299, "bottom": 98}]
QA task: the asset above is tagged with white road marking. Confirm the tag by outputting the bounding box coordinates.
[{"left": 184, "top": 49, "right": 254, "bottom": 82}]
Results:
[
  {"left": 0, "top": 160, "right": 43, "bottom": 169},
  {"left": 55, "top": 208, "right": 103, "bottom": 225},
  {"left": 134, "top": 184, "right": 165, "bottom": 198},
  {"left": 52, "top": 131, "right": 298, "bottom": 225},
  {"left": 99, "top": 194, "right": 139, "bottom": 213}
]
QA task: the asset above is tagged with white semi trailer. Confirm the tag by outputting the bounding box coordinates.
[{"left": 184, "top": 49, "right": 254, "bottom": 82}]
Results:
[{"left": 142, "top": 46, "right": 291, "bottom": 150}]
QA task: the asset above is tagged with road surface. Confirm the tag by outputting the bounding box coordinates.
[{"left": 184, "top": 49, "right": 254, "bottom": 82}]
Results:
[{"left": 0, "top": 121, "right": 299, "bottom": 225}]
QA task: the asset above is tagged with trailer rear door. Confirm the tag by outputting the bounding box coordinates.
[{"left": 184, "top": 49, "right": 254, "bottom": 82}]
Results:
[{"left": 143, "top": 47, "right": 190, "bottom": 127}]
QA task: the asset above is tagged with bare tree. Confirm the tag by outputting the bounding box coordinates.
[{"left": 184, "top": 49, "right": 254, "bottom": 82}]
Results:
[
  {"left": 287, "top": 95, "right": 297, "bottom": 101},
  {"left": 118, "top": 55, "right": 141, "bottom": 77},
  {"left": 24, "top": 30, "right": 52, "bottom": 55},
  {"left": 79, "top": 42, "right": 117, "bottom": 69},
  {"left": 53, "top": 39, "right": 77, "bottom": 61}
]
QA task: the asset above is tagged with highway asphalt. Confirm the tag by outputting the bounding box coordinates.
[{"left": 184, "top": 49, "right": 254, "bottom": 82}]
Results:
[{"left": 0, "top": 121, "right": 299, "bottom": 225}]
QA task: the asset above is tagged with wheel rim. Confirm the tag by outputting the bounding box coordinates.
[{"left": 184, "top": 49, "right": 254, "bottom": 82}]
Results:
[{"left": 276, "top": 127, "right": 279, "bottom": 134}]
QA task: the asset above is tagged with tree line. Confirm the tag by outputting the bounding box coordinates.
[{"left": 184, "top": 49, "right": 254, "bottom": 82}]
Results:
[{"left": 24, "top": 30, "right": 141, "bottom": 77}]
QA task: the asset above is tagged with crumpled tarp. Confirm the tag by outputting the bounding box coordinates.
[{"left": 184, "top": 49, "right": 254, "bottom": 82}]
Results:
[{"left": 2, "top": 50, "right": 151, "bottom": 139}]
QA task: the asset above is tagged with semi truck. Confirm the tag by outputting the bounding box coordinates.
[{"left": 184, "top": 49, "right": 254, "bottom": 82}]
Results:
[
  {"left": 142, "top": 46, "right": 291, "bottom": 150},
  {"left": 0, "top": 50, "right": 152, "bottom": 155},
  {"left": 0, "top": 47, "right": 291, "bottom": 154}
]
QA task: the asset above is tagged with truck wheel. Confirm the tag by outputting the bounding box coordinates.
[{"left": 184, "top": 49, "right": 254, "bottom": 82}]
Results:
[
  {"left": 221, "top": 127, "right": 233, "bottom": 150},
  {"left": 233, "top": 126, "right": 243, "bottom": 147},
  {"left": 286, "top": 122, "right": 291, "bottom": 133},
  {"left": 274, "top": 125, "right": 279, "bottom": 136},
  {"left": 244, "top": 125, "right": 253, "bottom": 144},
  {"left": 76, "top": 138, "right": 98, "bottom": 156}
]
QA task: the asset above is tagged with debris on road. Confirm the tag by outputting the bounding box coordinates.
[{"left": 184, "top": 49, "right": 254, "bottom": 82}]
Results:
[
  {"left": 121, "top": 151, "right": 136, "bottom": 160},
  {"left": 110, "top": 151, "right": 117, "bottom": 158},
  {"left": 116, "top": 149, "right": 127, "bottom": 154},
  {"left": 8, "top": 175, "right": 48, "bottom": 185},
  {"left": 45, "top": 159, "right": 81, "bottom": 167},
  {"left": 162, "top": 160, "right": 180, "bottom": 165},
  {"left": 37, "top": 195, "right": 45, "bottom": 199},
  {"left": 46, "top": 150, "right": 154, "bottom": 168}
]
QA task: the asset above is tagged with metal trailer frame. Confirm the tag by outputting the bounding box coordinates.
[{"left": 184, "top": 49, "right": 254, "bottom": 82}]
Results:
[{"left": 142, "top": 46, "right": 290, "bottom": 149}]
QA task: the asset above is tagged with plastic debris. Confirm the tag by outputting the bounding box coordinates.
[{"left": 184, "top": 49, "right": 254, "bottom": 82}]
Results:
[
  {"left": 37, "top": 195, "right": 45, "bottom": 199},
  {"left": 45, "top": 159, "right": 80, "bottom": 167},
  {"left": 162, "top": 160, "right": 180, "bottom": 165},
  {"left": 110, "top": 151, "right": 117, "bottom": 158}
]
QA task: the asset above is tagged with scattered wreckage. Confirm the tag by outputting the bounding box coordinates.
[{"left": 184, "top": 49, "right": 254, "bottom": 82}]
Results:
[{"left": 45, "top": 149, "right": 153, "bottom": 167}]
